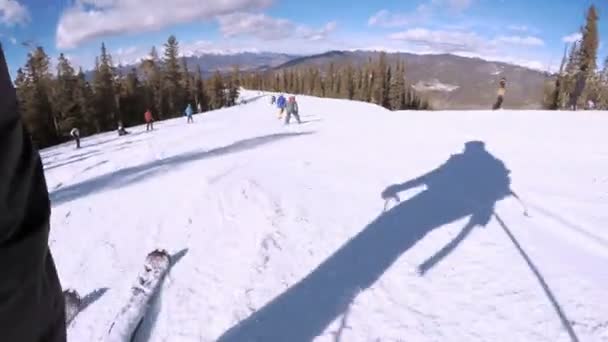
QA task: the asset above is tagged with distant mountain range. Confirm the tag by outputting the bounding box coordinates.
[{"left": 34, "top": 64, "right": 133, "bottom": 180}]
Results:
[
  {"left": 271, "top": 50, "right": 551, "bottom": 109},
  {"left": 98, "top": 50, "right": 551, "bottom": 109}
]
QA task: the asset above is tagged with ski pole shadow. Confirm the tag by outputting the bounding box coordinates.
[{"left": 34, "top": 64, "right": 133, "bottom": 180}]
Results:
[
  {"left": 494, "top": 214, "right": 580, "bottom": 342},
  {"left": 217, "top": 140, "right": 514, "bottom": 342},
  {"left": 80, "top": 287, "right": 110, "bottom": 313},
  {"left": 133, "top": 248, "right": 189, "bottom": 342}
]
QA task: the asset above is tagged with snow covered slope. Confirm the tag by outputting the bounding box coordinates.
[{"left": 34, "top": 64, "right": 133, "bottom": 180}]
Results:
[{"left": 42, "top": 91, "right": 608, "bottom": 342}]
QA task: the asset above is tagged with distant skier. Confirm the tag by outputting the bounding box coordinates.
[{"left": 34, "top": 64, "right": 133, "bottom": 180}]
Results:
[
  {"left": 276, "top": 94, "right": 287, "bottom": 119},
  {"left": 492, "top": 77, "right": 506, "bottom": 110},
  {"left": 185, "top": 103, "right": 194, "bottom": 123},
  {"left": 197, "top": 102, "right": 202, "bottom": 114},
  {"left": 70, "top": 127, "right": 80, "bottom": 148},
  {"left": 1, "top": 42, "right": 66, "bottom": 342},
  {"left": 271, "top": 95, "right": 276, "bottom": 105},
  {"left": 144, "top": 109, "right": 154, "bottom": 131},
  {"left": 117, "top": 121, "right": 129, "bottom": 136},
  {"left": 285, "top": 96, "right": 301, "bottom": 125}
]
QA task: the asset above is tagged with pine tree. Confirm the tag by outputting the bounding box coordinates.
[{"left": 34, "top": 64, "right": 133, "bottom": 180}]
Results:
[
  {"left": 21, "top": 47, "right": 57, "bottom": 146},
  {"left": 140, "top": 46, "right": 164, "bottom": 118},
  {"left": 163, "top": 35, "right": 184, "bottom": 117},
  {"left": 228, "top": 65, "right": 241, "bottom": 106},
  {"left": 14, "top": 67, "right": 28, "bottom": 112},
  {"left": 327, "top": 62, "right": 336, "bottom": 97},
  {"left": 598, "top": 57, "right": 608, "bottom": 109},
  {"left": 194, "top": 65, "right": 209, "bottom": 112},
  {"left": 343, "top": 64, "right": 355, "bottom": 100},
  {"left": 92, "top": 42, "right": 118, "bottom": 131},
  {"left": 74, "top": 68, "right": 96, "bottom": 133},
  {"left": 390, "top": 61, "right": 406, "bottom": 110},
  {"left": 118, "top": 68, "right": 144, "bottom": 126},
  {"left": 372, "top": 52, "right": 391, "bottom": 108},
  {"left": 579, "top": 5, "right": 599, "bottom": 74},
  {"left": 54, "top": 53, "right": 82, "bottom": 134},
  {"left": 181, "top": 57, "right": 194, "bottom": 110},
  {"left": 210, "top": 70, "right": 226, "bottom": 109}
]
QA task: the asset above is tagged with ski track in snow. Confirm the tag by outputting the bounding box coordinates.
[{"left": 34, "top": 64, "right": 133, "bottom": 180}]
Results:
[{"left": 42, "top": 91, "right": 608, "bottom": 342}]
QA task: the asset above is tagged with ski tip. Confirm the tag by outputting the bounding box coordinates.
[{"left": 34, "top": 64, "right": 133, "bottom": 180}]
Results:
[
  {"left": 63, "top": 288, "right": 80, "bottom": 297},
  {"left": 147, "top": 248, "right": 171, "bottom": 263},
  {"left": 63, "top": 288, "right": 82, "bottom": 304}
]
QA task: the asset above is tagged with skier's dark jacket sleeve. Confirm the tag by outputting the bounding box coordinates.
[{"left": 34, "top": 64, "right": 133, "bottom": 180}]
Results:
[{"left": 0, "top": 43, "right": 66, "bottom": 341}]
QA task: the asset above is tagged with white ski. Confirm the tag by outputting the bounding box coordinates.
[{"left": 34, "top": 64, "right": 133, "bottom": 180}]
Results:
[{"left": 105, "top": 249, "right": 171, "bottom": 342}]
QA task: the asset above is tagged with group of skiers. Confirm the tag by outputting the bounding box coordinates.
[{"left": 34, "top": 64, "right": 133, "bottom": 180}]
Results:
[
  {"left": 271, "top": 94, "right": 301, "bottom": 124},
  {"left": 68, "top": 103, "right": 200, "bottom": 149}
]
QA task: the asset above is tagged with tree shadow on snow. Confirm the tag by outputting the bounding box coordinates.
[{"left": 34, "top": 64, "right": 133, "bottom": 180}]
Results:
[
  {"left": 50, "top": 132, "right": 314, "bottom": 206},
  {"left": 133, "top": 248, "right": 189, "bottom": 342},
  {"left": 43, "top": 149, "right": 103, "bottom": 171},
  {"left": 217, "top": 140, "right": 579, "bottom": 342}
]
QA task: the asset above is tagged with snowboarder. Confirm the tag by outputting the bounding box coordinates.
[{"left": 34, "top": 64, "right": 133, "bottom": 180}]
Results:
[
  {"left": 285, "top": 96, "right": 301, "bottom": 125},
  {"left": 492, "top": 77, "right": 506, "bottom": 110},
  {"left": 276, "top": 94, "right": 287, "bottom": 119},
  {"left": 185, "top": 103, "right": 194, "bottom": 123},
  {"left": 70, "top": 127, "right": 81, "bottom": 148},
  {"left": 0, "top": 42, "right": 66, "bottom": 342},
  {"left": 271, "top": 95, "right": 276, "bottom": 105},
  {"left": 144, "top": 109, "right": 154, "bottom": 131},
  {"left": 117, "top": 121, "right": 129, "bottom": 136}
]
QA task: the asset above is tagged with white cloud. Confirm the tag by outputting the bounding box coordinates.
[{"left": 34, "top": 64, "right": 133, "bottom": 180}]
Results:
[
  {"left": 9, "top": 35, "right": 16, "bottom": 44},
  {"left": 56, "top": 0, "right": 272, "bottom": 49},
  {"left": 217, "top": 12, "right": 295, "bottom": 40},
  {"left": 508, "top": 25, "right": 529, "bottom": 32},
  {"left": 217, "top": 12, "right": 336, "bottom": 41},
  {"left": 390, "top": 28, "right": 489, "bottom": 53},
  {"left": 298, "top": 21, "right": 337, "bottom": 41},
  {"left": 442, "top": 0, "right": 473, "bottom": 11},
  {"left": 0, "top": 0, "right": 29, "bottom": 26},
  {"left": 113, "top": 46, "right": 149, "bottom": 66},
  {"left": 368, "top": 9, "right": 417, "bottom": 28},
  {"left": 368, "top": 0, "right": 473, "bottom": 28},
  {"left": 562, "top": 32, "right": 582, "bottom": 43},
  {"left": 493, "top": 35, "right": 544, "bottom": 46}
]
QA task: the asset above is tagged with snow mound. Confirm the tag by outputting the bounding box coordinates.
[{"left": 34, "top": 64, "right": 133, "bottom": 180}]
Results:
[{"left": 43, "top": 90, "right": 608, "bottom": 342}]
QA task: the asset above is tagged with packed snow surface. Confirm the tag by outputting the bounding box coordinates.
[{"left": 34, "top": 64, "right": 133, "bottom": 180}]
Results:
[{"left": 42, "top": 90, "right": 608, "bottom": 342}]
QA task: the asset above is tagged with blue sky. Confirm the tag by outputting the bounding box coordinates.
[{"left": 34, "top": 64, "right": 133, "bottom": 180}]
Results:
[{"left": 1, "top": 0, "right": 607, "bottom": 78}]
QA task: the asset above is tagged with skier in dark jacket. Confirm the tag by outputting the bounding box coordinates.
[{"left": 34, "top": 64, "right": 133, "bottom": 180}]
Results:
[
  {"left": 0, "top": 43, "right": 66, "bottom": 341},
  {"left": 284, "top": 96, "right": 301, "bottom": 124},
  {"left": 70, "top": 127, "right": 80, "bottom": 148},
  {"left": 492, "top": 77, "right": 506, "bottom": 110}
]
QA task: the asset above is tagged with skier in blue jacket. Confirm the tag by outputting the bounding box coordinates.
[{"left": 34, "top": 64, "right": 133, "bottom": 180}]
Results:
[
  {"left": 185, "top": 103, "right": 194, "bottom": 123},
  {"left": 276, "top": 95, "right": 287, "bottom": 119}
]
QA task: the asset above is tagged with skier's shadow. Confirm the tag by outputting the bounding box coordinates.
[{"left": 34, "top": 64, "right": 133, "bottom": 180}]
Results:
[{"left": 217, "top": 141, "right": 515, "bottom": 342}]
